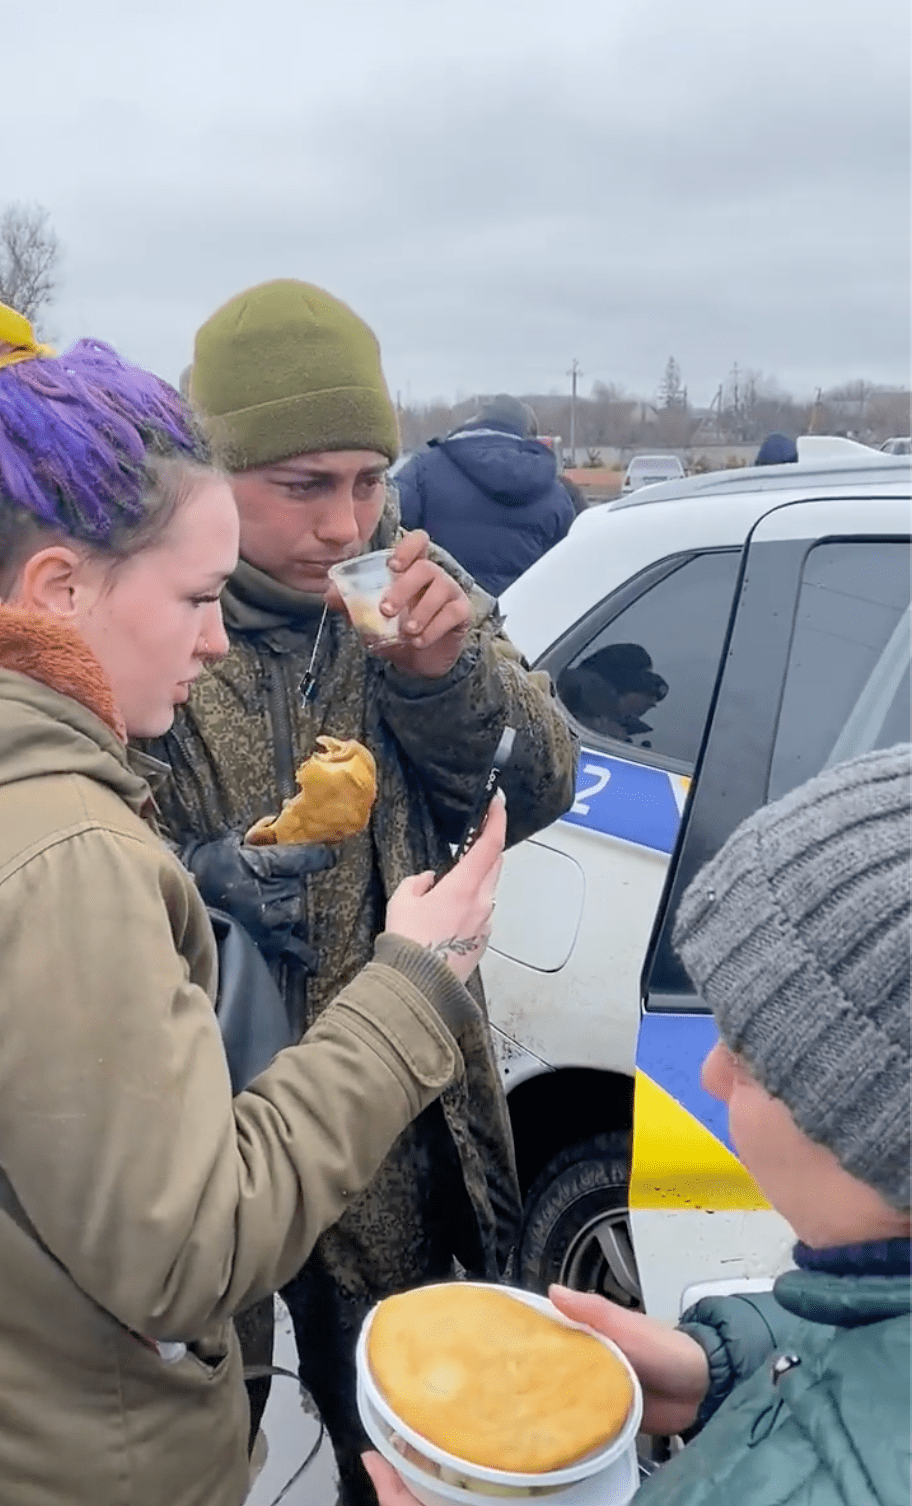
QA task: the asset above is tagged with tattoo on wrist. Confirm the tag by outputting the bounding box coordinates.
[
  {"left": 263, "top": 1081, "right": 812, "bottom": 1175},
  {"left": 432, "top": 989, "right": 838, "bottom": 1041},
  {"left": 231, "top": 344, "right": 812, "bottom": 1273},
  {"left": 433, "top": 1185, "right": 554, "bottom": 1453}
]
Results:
[{"left": 429, "top": 934, "right": 482, "bottom": 960}]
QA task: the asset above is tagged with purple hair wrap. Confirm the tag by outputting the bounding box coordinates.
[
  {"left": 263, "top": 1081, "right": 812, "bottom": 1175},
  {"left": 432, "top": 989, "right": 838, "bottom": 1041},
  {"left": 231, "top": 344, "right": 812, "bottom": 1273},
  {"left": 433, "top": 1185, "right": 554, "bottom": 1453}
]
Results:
[{"left": 0, "top": 339, "right": 209, "bottom": 544}]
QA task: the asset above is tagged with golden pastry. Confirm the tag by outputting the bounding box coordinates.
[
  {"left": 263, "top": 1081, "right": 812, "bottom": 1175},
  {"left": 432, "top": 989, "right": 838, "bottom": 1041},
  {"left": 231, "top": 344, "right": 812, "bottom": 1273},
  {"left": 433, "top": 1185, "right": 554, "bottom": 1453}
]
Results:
[
  {"left": 367, "top": 1284, "right": 633, "bottom": 1475},
  {"left": 245, "top": 736, "right": 377, "bottom": 845}
]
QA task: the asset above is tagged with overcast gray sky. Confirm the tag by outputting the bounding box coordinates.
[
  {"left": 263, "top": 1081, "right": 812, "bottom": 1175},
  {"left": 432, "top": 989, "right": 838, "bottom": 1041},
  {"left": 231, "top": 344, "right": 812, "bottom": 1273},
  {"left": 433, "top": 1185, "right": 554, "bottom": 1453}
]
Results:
[{"left": 3, "top": 0, "right": 909, "bottom": 406}]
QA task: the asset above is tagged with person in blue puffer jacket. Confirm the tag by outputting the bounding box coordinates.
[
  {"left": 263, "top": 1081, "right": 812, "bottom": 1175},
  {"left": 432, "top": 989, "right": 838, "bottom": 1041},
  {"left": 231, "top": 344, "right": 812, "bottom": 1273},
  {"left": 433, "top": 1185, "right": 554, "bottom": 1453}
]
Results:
[
  {"left": 366, "top": 745, "right": 911, "bottom": 1506},
  {"left": 395, "top": 394, "right": 576, "bottom": 597}
]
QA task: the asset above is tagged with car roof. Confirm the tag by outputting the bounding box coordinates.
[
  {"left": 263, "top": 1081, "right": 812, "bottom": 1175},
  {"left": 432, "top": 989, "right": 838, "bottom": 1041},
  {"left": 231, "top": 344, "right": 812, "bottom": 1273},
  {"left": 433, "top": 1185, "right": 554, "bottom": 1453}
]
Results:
[
  {"left": 610, "top": 452, "right": 907, "bottom": 510},
  {"left": 499, "top": 469, "right": 911, "bottom": 663},
  {"left": 626, "top": 454, "right": 683, "bottom": 466}
]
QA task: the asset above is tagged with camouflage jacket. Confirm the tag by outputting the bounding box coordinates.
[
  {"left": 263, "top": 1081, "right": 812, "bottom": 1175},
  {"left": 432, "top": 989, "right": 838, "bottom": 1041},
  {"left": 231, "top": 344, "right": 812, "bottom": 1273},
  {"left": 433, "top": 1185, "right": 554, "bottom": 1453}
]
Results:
[{"left": 144, "top": 506, "right": 578, "bottom": 1278}]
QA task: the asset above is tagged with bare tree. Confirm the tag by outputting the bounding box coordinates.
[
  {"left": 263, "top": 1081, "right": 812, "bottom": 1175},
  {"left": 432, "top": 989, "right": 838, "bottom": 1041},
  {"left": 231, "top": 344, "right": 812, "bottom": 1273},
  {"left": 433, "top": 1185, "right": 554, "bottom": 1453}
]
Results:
[
  {"left": 0, "top": 203, "right": 61, "bottom": 332},
  {"left": 867, "top": 387, "right": 912, "bottom": 442},
  {"left": 722, "top": 362, "right": 757, "bottom": 441},
  {"left": 658, "top": 356, "right": 684, "bottom": 409},
  {"left": 397, "top": 372, "right": 906, "bottom": 458}
]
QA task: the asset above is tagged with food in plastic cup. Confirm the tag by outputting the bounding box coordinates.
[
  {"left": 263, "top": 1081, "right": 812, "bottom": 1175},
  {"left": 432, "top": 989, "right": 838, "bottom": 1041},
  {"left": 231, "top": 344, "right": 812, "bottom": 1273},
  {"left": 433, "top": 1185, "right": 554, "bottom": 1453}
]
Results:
[
  {"left": 355, "top": 1282, "right": 642, "bottom": 1506},
  {"left": 328, "top": 549, "right": 402, "bottom": 646}
]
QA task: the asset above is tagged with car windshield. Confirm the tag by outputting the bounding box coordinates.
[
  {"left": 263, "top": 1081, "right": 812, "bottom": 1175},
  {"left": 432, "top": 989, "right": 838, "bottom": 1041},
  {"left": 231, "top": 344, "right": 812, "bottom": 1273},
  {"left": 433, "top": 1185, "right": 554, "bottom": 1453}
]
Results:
[{"left": 630, "top": 458, "right": 680, "bottom": 475}]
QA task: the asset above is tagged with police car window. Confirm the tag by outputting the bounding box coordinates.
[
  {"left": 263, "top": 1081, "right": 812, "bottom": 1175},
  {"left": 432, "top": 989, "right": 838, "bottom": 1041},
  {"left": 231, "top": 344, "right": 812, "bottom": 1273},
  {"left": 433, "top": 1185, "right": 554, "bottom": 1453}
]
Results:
[
  {"left": 556, "top": 550, "right": 739, "bottom": 769},
  {"left": 769, "top": 541, "right": 911, "bottom": 802}
]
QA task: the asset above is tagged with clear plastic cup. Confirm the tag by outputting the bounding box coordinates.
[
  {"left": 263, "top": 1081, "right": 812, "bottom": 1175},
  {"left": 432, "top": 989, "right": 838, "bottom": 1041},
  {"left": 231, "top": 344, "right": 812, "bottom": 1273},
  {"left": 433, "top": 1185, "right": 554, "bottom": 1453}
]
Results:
[{"left": 328, "top": 549, "right": 402, "bottom": 646}]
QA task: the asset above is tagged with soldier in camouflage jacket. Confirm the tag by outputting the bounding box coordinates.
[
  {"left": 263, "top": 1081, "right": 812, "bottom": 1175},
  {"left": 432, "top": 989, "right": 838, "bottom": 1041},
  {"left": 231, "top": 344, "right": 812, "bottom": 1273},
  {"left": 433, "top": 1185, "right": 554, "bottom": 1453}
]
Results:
[{"left": 146, "top": 279, "right": 578, "bottom": 1505}]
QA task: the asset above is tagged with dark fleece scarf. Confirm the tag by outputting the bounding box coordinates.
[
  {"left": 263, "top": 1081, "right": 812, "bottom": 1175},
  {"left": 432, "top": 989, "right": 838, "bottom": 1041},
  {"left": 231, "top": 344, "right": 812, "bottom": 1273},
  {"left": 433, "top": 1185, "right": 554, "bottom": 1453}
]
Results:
[{"left": 794, "top": 1237, "right": 911, "bottom": 1278}]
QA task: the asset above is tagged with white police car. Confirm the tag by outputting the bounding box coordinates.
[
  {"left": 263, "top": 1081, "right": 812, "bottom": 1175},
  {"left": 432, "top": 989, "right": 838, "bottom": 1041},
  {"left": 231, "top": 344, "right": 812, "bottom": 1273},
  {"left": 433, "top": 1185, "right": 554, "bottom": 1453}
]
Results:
[{"left": 482, "top": 453, "right": 911, "bottom": 1321}]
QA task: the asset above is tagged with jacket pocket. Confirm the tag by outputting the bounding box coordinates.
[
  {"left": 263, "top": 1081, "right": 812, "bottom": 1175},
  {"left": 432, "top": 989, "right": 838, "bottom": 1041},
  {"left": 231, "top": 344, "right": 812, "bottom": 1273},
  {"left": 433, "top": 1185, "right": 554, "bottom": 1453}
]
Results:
[
  {"left": 181, "top": 1340, "right": 234, "bottom": 1382},
  {"left": 122, "top": 1320, "right": 238, "bottom": 1390}
]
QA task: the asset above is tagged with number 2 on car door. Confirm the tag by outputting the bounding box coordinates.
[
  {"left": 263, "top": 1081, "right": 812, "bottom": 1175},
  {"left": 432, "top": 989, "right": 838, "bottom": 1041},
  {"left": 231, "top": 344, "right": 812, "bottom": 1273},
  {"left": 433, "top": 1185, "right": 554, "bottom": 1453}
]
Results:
[{"left": 572, "top": 763, "right": 611, "bottom": 816}]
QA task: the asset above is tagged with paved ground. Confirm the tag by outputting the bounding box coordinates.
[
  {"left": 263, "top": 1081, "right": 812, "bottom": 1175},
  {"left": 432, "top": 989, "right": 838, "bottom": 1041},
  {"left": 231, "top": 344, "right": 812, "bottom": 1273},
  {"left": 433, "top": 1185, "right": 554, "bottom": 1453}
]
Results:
[{"left": 246, "top": 1301, "right": 338, "bottom": 1506}]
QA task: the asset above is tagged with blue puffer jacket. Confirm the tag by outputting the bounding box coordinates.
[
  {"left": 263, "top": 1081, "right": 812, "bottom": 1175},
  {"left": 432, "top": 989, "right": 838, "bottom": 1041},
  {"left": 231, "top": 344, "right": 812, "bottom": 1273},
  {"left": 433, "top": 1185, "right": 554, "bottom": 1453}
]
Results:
[
  {"left": 639, "top": 1243, "right": 911, "bottom": 1505},
  {"left": 396, "top": 428, "right": 576, "bottom": 597}
]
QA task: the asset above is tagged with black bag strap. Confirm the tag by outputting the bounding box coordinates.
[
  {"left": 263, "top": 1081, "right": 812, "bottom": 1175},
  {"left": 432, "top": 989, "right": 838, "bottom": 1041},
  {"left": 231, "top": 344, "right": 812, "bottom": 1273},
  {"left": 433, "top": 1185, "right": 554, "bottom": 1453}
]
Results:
[{"left": 209, "top": 909, "right": 294, "bottom": 1094}]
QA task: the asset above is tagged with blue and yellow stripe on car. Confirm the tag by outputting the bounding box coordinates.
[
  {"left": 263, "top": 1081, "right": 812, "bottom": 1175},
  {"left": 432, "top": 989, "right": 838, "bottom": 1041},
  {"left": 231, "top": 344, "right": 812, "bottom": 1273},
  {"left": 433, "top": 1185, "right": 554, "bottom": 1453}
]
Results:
[
  {"left": 631, "top": 1014, "right": 770, "bottom": 1212},
  {"left": 557, "top": 749, "right": 765, "bottom": 1211}
]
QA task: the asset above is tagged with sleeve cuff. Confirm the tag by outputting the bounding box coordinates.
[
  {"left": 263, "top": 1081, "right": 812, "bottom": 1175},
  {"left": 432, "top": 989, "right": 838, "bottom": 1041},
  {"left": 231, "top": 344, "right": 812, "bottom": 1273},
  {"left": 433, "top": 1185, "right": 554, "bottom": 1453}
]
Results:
[
  {"left": 374, "top": 932, "right": 480, "bottom": 1038},
  {"left": 382, "top": 642, "right": 480, "bottom": 700},
  {"left": 676, "top": 1319, "right": 738, "bottom": 1436}
]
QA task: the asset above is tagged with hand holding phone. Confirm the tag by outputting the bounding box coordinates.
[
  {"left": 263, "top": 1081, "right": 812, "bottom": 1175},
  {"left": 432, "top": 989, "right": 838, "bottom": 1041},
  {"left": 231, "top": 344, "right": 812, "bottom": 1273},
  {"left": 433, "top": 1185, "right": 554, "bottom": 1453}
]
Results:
[
  {"left": 384, "top": 793, "right": 507, "bottom": 983},
  {"left": 452, "top": 726, "right": 516, "bottom": 861}
]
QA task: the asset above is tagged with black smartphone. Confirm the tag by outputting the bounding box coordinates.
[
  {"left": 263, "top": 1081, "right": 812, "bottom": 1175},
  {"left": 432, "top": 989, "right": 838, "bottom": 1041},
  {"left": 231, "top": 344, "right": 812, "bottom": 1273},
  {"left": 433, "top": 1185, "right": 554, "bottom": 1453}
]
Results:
[{"left": 450, "top": 725, "right": 516, "bottom": 864}]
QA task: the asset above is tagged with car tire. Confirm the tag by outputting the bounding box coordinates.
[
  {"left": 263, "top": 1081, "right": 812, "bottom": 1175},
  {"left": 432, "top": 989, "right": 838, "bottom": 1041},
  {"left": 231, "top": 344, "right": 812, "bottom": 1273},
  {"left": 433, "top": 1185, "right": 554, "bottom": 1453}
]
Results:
[{"left": 516, "top": 1133, "right": 641, "bottom": 1308}]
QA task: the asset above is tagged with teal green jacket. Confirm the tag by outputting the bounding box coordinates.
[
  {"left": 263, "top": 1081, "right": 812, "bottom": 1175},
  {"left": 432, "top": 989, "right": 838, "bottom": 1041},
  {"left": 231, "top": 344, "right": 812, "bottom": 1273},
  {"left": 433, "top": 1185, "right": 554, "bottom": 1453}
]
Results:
[{"left": 639, "top": 1266, "right": 911, "bottom": 1505}]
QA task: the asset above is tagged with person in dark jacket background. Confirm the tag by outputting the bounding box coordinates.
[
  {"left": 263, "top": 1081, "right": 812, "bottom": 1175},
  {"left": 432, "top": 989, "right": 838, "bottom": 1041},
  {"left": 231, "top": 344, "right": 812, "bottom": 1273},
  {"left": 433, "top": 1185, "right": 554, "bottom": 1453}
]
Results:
[
  {"left": 395, "top": 394, "right": 575, "bottom": 597},
  {"left": 367, "top": 744, "right": 911, "bottom": 1506}
]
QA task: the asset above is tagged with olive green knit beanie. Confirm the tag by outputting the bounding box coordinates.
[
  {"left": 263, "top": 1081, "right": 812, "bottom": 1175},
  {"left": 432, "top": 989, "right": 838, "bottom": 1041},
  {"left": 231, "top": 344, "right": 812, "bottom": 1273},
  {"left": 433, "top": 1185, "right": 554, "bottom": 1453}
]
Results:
[{"left": 189, "top": 280, "right": 400, "bottom": 470}]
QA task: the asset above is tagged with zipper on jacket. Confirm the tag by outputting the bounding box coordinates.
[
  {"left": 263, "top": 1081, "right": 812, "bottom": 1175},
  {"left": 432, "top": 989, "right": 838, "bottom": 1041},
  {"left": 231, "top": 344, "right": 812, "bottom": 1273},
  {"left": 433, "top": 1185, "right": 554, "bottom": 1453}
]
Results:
[
  {"left": 263, "top": 657, "right": 297, "bottom": 802},
  {"left": 770, "top": 1354, "right": 801, "bottom": 1384}
]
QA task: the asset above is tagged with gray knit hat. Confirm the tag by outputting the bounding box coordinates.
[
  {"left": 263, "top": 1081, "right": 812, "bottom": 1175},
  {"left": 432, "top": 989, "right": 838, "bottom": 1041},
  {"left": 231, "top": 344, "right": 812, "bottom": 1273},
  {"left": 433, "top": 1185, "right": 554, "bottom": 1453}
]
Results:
[
  {"left": 673, "top": 745, "right": 911, "bottom": 1209},
  {"left": 463, "top": 394, "right": 539, "bottom": 439}
]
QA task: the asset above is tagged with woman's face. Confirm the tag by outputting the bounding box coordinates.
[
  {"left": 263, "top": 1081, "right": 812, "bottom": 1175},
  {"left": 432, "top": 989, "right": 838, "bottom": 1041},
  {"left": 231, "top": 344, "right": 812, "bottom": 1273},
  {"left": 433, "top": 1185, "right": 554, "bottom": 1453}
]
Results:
[
  {"left": 701, "top": 1041, "right": 909, "bottom": 1247},
  {"left": 72, "top": 477, "right": 239, "bottom": 737}
]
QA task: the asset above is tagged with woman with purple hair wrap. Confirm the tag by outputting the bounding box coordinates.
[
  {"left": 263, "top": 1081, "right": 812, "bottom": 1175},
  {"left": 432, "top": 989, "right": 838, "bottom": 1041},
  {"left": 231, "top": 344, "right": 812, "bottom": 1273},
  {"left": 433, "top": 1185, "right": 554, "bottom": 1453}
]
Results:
[
  {"left": 0, "top": 330, "right": 203, "bottom": 535},
  {"left": 0, "top": 305, "right": 506, "bottom": 1505}
]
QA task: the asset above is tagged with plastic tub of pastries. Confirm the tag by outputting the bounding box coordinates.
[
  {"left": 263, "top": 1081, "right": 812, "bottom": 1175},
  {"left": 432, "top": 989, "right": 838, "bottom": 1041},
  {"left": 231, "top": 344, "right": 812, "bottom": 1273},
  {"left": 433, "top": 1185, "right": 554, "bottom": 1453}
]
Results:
[{"left": 356, "top": 1282, "right": 642, "bottom": 1506}]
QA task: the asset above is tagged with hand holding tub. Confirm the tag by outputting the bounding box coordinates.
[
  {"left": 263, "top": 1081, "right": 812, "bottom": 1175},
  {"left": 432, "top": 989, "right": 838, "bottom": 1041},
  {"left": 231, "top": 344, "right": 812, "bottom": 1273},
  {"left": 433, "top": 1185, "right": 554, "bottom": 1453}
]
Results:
[
  {"left": 359, "top": 1278, "right": 708, "bottom": 1506},
  {"left": 547, "top": 1286, "right": 709, "bottom": 1438}
]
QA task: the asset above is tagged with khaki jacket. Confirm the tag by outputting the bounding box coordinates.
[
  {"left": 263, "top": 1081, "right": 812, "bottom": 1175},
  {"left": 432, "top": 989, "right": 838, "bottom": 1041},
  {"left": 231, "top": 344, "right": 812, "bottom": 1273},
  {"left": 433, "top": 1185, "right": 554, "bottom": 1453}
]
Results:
[{"left": 0, "top": 608, "right": 470, "bottom": 1506}]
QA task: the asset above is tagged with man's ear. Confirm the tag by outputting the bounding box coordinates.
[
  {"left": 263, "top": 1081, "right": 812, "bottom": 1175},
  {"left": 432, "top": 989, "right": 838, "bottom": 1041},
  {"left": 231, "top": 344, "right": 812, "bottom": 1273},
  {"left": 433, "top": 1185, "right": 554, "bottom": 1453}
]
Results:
[{"left": 12, "top": 546, "right": 86, "bottom": 619}]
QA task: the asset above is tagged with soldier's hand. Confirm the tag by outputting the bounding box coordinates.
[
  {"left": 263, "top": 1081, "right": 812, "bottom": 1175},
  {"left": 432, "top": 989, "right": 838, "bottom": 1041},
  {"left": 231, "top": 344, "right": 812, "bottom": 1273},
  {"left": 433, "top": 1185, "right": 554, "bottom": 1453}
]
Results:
[
  {"left": 182, "top": 834, "right": 336, "bottom": 971},
  {"left": 375, "top": 530, "right": 472, "bottom": 678}
]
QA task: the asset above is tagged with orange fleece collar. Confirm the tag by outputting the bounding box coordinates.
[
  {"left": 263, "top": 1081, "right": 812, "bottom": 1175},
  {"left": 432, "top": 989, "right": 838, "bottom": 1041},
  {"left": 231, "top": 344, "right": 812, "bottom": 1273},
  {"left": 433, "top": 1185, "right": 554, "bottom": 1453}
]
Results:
[{"left": 0, "top": 606, "right": 127, "bottom": 744}]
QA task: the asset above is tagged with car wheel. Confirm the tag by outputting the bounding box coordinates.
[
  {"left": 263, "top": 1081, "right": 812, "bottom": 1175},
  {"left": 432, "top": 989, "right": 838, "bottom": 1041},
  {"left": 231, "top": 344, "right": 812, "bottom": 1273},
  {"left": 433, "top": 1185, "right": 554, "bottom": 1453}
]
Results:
[{"left": 516, "top": 1133, "right": 641, "bottom": 1308}]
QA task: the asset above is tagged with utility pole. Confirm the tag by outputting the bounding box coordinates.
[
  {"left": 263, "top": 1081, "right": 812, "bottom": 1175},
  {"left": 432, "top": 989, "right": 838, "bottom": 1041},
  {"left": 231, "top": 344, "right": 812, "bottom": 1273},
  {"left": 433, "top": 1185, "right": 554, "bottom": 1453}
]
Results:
[
  {"left": 567, "top": 358, "right": 581, "bottom": 465},
  {"left": 697, "top": 384, "right": 724, "bottom": 444},
  {"left": 730, "top": 362, "right": 741, "bottom": 439},
  {"left": 395, "top": 390, "right": 405, "bottom": 448}
]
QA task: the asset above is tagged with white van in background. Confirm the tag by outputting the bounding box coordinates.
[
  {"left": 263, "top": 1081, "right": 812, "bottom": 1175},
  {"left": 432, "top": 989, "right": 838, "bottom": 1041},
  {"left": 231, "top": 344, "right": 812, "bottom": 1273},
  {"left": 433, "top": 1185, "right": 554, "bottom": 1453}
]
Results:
[{"left": 620, "top": 454, "right": 685, "bottom": 494}]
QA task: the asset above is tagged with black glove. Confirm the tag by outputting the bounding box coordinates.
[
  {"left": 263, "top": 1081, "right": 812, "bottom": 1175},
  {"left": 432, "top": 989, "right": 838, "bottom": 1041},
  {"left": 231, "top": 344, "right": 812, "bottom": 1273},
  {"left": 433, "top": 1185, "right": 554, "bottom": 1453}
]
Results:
[{"left": 183, "top": 834, "right": 336, "bottom": 973}]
